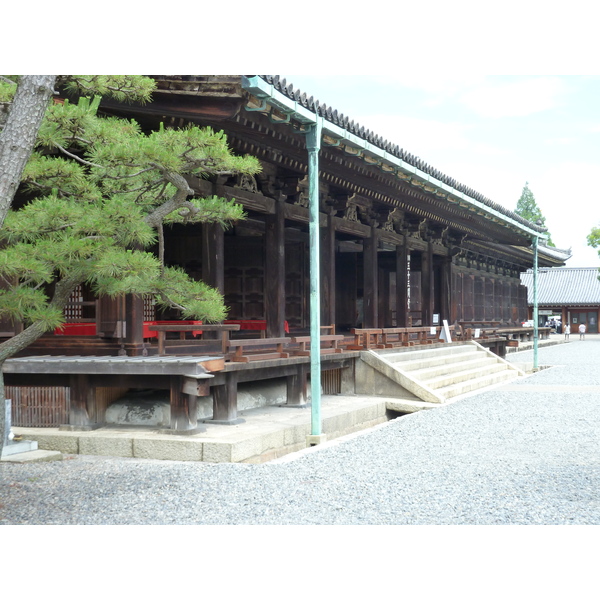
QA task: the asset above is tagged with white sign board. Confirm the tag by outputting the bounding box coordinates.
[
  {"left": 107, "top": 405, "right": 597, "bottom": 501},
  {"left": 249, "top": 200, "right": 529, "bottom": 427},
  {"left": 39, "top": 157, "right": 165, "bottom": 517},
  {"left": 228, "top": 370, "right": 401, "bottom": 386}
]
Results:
[{"left": 439, "top": 319, "right": 452, "bottom": 343}]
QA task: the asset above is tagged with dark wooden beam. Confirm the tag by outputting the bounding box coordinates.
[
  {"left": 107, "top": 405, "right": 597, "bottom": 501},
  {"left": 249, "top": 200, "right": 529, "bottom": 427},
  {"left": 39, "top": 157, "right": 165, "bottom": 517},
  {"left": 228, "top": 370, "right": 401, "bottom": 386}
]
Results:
[
  {"left": 216, "top": 184, "right": 276, "bottom": 214},
  {"left": 421, "top": 244, "right": 433, "bottom": 326},
  {"left": 396, "top": 240, "right": 409, "bottom": 327},
  {"left": 212, "top": 371, "right": 240, "bottom": 423},
  {"left": 320, "top": 214, "right": 336, "bottom": 328},
  {"left": 169, "top": 376, "right": 198, "bottom": 431},
  {"left": 265, "top": 201, "right": 286, "bottom": 337},
  {"left": 68, "top": 374, "right": 95, "bottom": 428},
  {"left": 363, "top": 227, "right": 379, "bottom": 328},
  {"left": 202, "top": 222, "right": 224, "bottom": 294},
  {"left": 286, "top": 363, "right": 308, "bottom": 406},
  {"left": 124, "top": 294, "right": 144, "bottom": 356}
]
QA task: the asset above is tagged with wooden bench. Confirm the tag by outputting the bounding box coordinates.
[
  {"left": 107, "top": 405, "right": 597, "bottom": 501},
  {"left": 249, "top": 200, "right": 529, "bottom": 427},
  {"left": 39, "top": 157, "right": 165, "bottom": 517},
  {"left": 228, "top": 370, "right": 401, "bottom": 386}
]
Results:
[
  {"left": 148, "top": 323, "right": 240, "bottom": 355},
  {"left": 348, "top": 328, "right": 383, "bottom": 350},
  {"left": 291, "top": 334, "right": 345, "bottom": 356},
  {"left": 227, "top": 337, "right": 290, "bottom": 363},
  {"left": 379, "top": 325, "right": 456, "bottom": 347},
  {"left": 495, "top": 326, "right": 552, "bottom": 343},
  {"left": 349, "top": 325, "right": 456, "bottom": 350}
]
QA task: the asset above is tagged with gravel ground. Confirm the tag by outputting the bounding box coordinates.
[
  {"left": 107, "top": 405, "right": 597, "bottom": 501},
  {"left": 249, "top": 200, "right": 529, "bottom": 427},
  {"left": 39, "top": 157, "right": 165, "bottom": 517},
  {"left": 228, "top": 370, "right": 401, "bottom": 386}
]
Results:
[{"left": 2, "top": 336, "right": 600, "bottom": 525}]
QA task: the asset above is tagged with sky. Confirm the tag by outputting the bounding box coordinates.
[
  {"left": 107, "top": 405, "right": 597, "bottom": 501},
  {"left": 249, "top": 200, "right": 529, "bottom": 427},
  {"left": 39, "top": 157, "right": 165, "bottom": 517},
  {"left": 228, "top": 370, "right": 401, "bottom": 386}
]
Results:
[
  {"left": 9, "top": 2, "right": 600, "bottom": 270},
  {"left": 282, "top": 74, "right": 600, "bottom": 267}
]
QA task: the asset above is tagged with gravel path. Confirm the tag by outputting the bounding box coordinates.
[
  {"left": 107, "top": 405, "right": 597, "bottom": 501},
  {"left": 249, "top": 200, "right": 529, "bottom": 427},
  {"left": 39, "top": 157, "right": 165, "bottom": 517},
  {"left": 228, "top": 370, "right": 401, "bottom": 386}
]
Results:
[{"left": 2, "top": 336, "right": 600, "bottom": 525}]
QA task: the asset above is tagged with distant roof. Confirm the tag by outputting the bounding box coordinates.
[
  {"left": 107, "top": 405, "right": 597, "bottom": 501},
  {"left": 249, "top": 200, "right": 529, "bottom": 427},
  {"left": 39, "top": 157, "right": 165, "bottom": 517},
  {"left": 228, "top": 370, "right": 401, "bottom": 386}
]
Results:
[{"left": 521, "top": 267, "right": 600, "bottom": 305}]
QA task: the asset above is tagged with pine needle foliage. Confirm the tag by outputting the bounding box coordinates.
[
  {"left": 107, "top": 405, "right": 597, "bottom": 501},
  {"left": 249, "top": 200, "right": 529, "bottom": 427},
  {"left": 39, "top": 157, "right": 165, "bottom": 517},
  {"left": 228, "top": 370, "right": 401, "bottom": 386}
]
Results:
[
  {"left": 515, "top": 182, "right": 555, "bottom": 247},
  {"left": 0, "top": 75, "right": 260, "bottom": 335}
]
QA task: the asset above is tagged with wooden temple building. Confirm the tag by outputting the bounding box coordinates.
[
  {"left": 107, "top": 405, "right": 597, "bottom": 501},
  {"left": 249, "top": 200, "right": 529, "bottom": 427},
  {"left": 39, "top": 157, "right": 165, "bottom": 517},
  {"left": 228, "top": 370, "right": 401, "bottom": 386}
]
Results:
[{"left": 3, "top": 75, "right": 571, "bottom": 432}]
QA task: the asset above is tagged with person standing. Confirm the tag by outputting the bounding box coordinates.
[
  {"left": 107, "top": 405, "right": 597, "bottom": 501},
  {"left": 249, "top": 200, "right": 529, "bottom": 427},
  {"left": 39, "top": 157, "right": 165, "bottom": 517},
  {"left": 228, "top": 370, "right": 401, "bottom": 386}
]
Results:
[
  {"left": 564, "top": 323, "right": 570, "bottom": 340},
  {"left": 579, "top": 323, "right": 586, "bottom": 340}
]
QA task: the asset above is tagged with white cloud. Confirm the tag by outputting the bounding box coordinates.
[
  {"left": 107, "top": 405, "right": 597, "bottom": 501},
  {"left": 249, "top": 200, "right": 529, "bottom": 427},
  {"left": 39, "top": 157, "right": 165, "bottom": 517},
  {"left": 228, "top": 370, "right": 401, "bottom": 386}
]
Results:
[
  {"left": 354, "top": 114, "right": 476, "bottom": 159},
  {"left": 459, "top": 77, "right": 569, "bottom": 118}
]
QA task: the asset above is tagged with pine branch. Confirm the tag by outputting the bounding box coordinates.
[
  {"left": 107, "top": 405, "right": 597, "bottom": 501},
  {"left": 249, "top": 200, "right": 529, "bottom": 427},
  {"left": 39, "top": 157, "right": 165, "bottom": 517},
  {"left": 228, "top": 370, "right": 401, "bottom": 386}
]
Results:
[{"left": 55, "top": 143, "right": 102, "bottom": 168}]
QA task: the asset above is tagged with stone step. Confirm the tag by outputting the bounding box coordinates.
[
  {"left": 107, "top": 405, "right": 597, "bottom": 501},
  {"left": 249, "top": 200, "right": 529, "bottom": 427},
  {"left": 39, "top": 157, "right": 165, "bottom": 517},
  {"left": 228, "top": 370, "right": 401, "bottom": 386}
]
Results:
[
  {"left": 425, "top": 361, "right": 509, "bottom": 390},
  {"left": 412, "top": 355, "right": 499, "bottom": 381},
  {"left": 438, "top": 369, "right": 519, "bottom": 400},
  {"left": 382, "top": 345, "right": 475, "bottom": 365},
  {"left": 388, "top": 349, "right": 482, "bottom": 371}
]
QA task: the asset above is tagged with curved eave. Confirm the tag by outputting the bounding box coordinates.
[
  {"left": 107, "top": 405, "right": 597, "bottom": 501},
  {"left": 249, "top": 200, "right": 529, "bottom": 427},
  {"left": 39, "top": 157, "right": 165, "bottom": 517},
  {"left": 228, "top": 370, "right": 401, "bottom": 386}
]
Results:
[{"left": 242, "top": 75, "right": 547, "bottom": 245}]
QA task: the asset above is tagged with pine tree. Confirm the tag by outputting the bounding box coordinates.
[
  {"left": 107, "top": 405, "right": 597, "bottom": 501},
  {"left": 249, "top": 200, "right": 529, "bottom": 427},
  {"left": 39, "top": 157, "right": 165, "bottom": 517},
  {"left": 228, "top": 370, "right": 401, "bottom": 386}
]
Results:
[
  {"left": 0, "top": 75, "right": 260, "bottom": 456},
  {"left": 515, "top": 182, "right": 554, "bottom": 246}
]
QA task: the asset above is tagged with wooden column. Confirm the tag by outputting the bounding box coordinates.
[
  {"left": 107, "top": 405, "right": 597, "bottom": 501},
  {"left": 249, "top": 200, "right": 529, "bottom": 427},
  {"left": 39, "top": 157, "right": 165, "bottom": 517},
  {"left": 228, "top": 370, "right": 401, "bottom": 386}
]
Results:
[
  {"left": 68, "top": 374, "right": 96, "bottom": 429},
  {"left": 320, "top": 213, "right": 336, "bottom": 328},
  {"left": 441, "top": 256, "right": 452, "bottom": 323},
  {"left": 124, "top": 294, "right": 144, "bottom": 356},
  {"left": 421, "top": 243, "right": 433, "bottom": 325},
  {"left": 363, "top": 228, "right": 378, "bottom": 328},
  {"left": 265, "top": 202, "right": 286, "bottom": 337},
  {"left": 170, "top": 376, "right": 198, "bottom": 431},
  {"left": 286, "top": 363, "right": 308, "bottom": 406},
  {"left": 212, "top": 372, "right": 241, "bottom": 423},
  {"left": 395, "top": 239, "right": 409, "bottom": 327},
  {"left": 202, "top": 222, "right": 224, "bottom": 294}
]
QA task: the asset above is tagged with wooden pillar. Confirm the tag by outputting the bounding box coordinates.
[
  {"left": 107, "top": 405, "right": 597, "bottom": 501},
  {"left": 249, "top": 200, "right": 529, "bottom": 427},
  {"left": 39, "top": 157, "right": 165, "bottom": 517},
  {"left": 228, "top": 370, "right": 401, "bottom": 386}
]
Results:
[
  {"left": 124, "top": 294, "right": 145, "bottom": 356},
  {"left": 68, "top": 374, "right": 96, "bottom": 429},
  {"left": 170, "top": 376, "right": 198, "bottom": 431},
  {"left": 320, "top": 213, "right": 336, "bottom": 328},
  {"left": 212, "top": 372, "right": 240, "bottom": 423},
  {"left": 265, "top": 202, "right": 286, "bottom": 337},
  {"left": 287, "top": 363, "right": 308, "bottom": 406},
  {"left": 202, "top": 222, "right": 225, "bottom": 294},
  {"left": 363, "top": 228, "right": 378, "bottom": 328},
  {"left": 441, "top": 256, "right": 452, "bottom": 323},
  {"left": 421, "top": 243, "right": 433, "bottom": 325},
  {"left": 395, "top": 240, "right": 409, "bottom": 327}
]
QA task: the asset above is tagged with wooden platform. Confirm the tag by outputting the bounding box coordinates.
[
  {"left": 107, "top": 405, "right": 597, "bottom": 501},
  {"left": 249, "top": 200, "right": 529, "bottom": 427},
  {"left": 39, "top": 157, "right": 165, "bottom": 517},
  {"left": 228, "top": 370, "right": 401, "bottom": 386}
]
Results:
[{"left": 4, "top": 352, "right": 359, "bottom": 431}]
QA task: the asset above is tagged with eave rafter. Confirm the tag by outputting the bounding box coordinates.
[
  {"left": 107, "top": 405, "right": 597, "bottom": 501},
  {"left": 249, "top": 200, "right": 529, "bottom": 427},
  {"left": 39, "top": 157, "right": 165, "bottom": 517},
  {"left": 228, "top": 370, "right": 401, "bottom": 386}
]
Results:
[
  {"left": 240, "top": 76, "right": 551, "bottom": 247},
  {"left": 221, "top": 119, "right": 495, "bottom": 244}
]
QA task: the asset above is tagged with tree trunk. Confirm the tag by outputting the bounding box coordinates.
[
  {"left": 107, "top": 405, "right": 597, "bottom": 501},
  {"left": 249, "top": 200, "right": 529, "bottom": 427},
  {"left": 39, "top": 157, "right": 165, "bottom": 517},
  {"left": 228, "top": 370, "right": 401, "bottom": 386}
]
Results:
[
  {"left": 0, "top": 366, "right": 5, "bottom": 458},
  {"left": 0, "top": 75, "right": 56, "bottom": 228}
]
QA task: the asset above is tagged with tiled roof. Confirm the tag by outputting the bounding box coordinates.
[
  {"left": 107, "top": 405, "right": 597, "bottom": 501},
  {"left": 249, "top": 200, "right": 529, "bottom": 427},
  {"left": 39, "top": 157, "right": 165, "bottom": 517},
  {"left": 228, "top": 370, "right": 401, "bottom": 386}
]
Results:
[
  {"left": 521, "top": 267, "right": 600, "bottom": 305},
  {"left": 258, "top": 75, "right": 548, "bottom": 236}
]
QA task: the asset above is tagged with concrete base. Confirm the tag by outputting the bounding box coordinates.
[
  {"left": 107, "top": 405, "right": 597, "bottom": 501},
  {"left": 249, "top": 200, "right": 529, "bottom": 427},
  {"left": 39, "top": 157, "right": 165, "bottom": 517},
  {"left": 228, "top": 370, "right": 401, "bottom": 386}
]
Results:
[
  {"left": 157, "top": 426, "right": 207, "bottom": 435},
  {"left": 13, "top": 394, "right": 392, "bottom": 464},
  {"left": 306, "top": 434, "right": 327, "bottom": 446},
  {"left": 204, "top": 418, "right": 246, "bottom": 426},
  {"left": 59, "top": 424, "right": 102, "bottom": 432},
  {"left": 1, "top": 439, "right": 38, "bottom": 457},
  {"left": 1, "top": 449, "right": 62, "bottom": 463}
]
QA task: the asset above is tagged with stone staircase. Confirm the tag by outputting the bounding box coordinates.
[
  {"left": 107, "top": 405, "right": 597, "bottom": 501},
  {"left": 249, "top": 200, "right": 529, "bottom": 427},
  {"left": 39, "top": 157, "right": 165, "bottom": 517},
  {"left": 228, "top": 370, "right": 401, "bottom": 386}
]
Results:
[{"left": 361, "top": 341, "right": 525, "bottom": 404}]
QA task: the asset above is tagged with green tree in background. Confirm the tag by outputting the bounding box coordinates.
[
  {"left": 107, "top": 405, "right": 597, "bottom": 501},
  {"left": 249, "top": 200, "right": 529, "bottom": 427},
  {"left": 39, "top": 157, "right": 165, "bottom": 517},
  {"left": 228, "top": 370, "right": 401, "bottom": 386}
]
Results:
[
  {"left": 0, "top": 75, "right": 260, "bottom": 457},
  {"left": 586, "top": 226, "right": 600, "bottom": 269},
  {"left": 515, "top": 182, "right": 554, "bottom": 246}
]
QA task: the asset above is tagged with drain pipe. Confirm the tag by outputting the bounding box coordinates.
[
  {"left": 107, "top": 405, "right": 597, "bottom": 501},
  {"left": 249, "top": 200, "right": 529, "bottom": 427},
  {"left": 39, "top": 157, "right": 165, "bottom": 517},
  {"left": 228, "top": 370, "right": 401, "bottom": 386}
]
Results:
[
  {"left": 532, "top": 235, "right": 539, "bottom": 371},
  {"left": 306, "top": 118, "right": 325, "bottom": 445}
]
